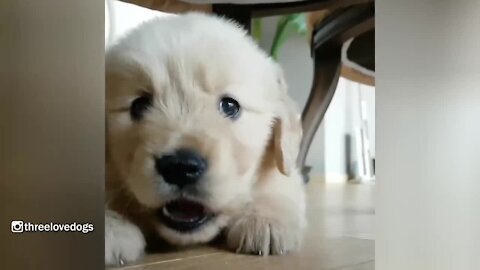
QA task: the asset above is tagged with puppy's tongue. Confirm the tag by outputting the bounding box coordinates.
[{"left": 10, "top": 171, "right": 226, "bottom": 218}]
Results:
[{"left": 162, "top": 199, "right": 206, "bottom": 222}]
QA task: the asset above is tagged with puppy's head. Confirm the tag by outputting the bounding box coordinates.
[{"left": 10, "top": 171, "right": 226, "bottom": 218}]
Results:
[{"left": 106, "top": 13, "right": 302, "bottom": 245}]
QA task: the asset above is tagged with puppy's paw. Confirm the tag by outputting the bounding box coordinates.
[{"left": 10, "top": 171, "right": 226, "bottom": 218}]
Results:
[
  {"left": 105, "top": 210, "right": 146, "bottom": 267},
  {"left": 226, "top": 213, "right": 303, "bottom": 256}
]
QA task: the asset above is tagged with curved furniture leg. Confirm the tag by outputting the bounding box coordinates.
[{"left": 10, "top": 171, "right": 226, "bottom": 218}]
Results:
[
  {"left": 297, "top": 3, "right": 374, "bottom": 182},
  {"left": 297, "top": 48, "right": 342, "bottom": 172}
]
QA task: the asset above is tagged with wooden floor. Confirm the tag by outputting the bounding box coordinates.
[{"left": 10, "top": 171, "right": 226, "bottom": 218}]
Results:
[{"left": 110, "top": 180, "right": 375, "bottom": 270}]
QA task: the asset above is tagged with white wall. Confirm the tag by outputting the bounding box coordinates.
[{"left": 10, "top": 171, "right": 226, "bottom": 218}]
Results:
[
  {"left": 323, "top": 78, "right": 375, "bottom": 180},
  {"left": 324, "top": 78, "right": 348, "bottom": 178},
  {"left": 346, "top": 81, "right": 375, "bottom": 157},
  {"left": 107, "top": 0, "right": 172, "bottom": 45},
  {"left": 376, "top": 0, "right": 480, "bottom": 268}
]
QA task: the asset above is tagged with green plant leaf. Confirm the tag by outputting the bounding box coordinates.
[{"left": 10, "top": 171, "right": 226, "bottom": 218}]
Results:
[
  {"left": 270, "top": 13, "right": 308, "bottom": 60},
  {"left": 290, "top": 13, "right": 308, "bottom": 35},
  {"left": 252, "top": 18, "right": 263, "bottom": 42},
  {"left": 270, "top": 16, "right": 292, "bottom": 60}
]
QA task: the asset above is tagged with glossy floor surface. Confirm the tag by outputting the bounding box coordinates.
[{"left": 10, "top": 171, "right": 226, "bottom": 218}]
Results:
[{"left": 109, "top": 180, "right": 375, "bottom": 270}]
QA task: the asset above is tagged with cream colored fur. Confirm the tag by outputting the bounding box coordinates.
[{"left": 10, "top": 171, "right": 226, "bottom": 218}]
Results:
[{"left": 105, "top": 13, "right": 306, "bottom": 266}]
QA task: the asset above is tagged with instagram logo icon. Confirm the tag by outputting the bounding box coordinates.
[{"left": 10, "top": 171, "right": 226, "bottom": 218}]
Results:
[{"left": 11, "top": 221, "right": 24, "bottom": 233}]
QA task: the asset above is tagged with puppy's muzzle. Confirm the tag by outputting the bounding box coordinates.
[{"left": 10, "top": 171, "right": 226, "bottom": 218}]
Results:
[
  {"left": 155, "top": 149, "right": 214, "bottom": 232},
  {"left": 155, "top": 149, "right": 207, "bottom": 188}
]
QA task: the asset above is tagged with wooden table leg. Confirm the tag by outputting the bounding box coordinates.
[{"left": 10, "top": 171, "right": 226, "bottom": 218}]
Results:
[
  {"left": 297, "top": 3, "right": 374, "bottom": 182},
  {"left": 297, "top": 48, "right": 342, "bottom": 175}
]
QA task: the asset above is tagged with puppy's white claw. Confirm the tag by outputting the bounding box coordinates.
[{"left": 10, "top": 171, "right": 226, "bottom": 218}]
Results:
[{"left": 227, "top": 214, "right": 302, "bottom": 256}]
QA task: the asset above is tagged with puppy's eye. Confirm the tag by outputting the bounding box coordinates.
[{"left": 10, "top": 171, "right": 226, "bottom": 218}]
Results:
[
  {"left": 219, "top": 96, "right": 241, "bottom": 120},
  {"left": 130, "top": 94, "right": 152, "bottom": 121}
]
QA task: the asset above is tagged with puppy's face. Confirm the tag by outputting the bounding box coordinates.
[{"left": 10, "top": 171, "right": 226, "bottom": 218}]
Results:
[{"left": 106, "top": 14, "right": 301, "bottom": 245}]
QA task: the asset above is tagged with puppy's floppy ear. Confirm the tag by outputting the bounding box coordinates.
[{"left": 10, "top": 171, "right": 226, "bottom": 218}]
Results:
[{"left": 271, "top": 66, "right": 303, "bottom": 176}]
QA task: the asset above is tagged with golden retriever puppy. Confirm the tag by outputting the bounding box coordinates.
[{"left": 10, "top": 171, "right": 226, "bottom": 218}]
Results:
[{"left": 105, "top": 13, "right": 306, "bottom": 266}]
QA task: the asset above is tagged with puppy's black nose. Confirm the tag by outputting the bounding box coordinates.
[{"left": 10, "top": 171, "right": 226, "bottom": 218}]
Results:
[{"left": 155, "top": 149, "right": 207, "bottom": 188}]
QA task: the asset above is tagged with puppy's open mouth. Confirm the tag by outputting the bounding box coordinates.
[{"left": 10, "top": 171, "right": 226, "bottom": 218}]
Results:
[{"left": 158, "top": 199, "right": 213, "bottom": 232}]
